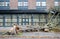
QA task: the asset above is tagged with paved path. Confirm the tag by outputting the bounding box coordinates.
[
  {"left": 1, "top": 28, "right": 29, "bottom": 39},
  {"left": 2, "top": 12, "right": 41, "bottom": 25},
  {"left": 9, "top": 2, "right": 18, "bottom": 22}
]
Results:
[
  {"left": 0, "top": 32, "right": 60, "bottom": 39},
  {"left": 21, "top": 32, "right": 60, "bottom": 37}
]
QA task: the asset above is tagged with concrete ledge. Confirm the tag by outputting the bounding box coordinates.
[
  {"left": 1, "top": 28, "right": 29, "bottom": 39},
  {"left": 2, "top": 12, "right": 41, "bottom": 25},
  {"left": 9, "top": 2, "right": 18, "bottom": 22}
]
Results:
[
  {"left": 0, "top": 27, "right": 12, "bottom": 32},
  {"left": 0, "top": 35, "right": 60, "bottom": 38}
]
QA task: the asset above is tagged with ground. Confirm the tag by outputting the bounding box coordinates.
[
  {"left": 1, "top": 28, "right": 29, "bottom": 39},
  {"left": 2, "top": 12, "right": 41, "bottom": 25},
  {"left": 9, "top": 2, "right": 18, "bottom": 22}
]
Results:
[{"left": 0, "top": 32, "right": 60, "bottom": 39}]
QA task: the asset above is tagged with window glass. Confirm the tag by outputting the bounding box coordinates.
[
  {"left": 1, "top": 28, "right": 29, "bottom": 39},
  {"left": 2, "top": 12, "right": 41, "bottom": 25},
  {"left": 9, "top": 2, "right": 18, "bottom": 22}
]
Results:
[
  {"left": 5, "top": 19, "right": 11, "bottom": 22},
  {"left": 23, "top": 2, "right": 28, "bottom": 6},
  {"left": 6, "top": 0, "right": 10, "bottom": 2},
  {"left": 5, "top": 2, "right": 9, "bottom": 6},
  {"left": 33, "top": 19, "right": 39, "bottom": 22},
  {"left": 5, "top": 23, "right": 11, "bottom": 26},
  {"left": 36, "top": 6, "right": 46, "bottom": 10},
  {"left": 26, "top": 19, "right": 29, "bottom": 22},
  {"left": 55, "top": 0, "right": 59, "bottom": 2},
  {"left": 12, "top": 15, "right": 17, "bottom": 19},
  {"left": 19, "top": 19, "right": 21, "bottom": 22},
  {"left": 12, "top": 23, "right": 17, "bottom": 25},
  {"left": 0, "top": 2, "right": 4, "bottom": 6},
  {"left": 23, "top": 23, "right": 25, "bottom": 25},
  {"left": 18, "top": 2, "right": 23, "bottom": 6},
  {"left": 0, "top": 15, "right": 3, "bottom": 22},
  {"left": 12, "top": 19, "right": 17, "bottom": 22},
  {"left": 5, "top": 15, "right": 11, "bottom": 22},
  {"left": 12, "top": 15, "right": 17, "bottom": 22},
  {"left": 29, "top": 19, "right": 31, "bottom": 22},
  {"left": 0, "top": 22, "right": 3, "bottom": 26},
  {"left": 19, "top": 23, "right": 21, "bottom": 25},
  {"left": 23, "top": 0, "right": 28, "bottom": 2},
  {"left": 18, "top": 6, "right": 28, "bottom": 10},
  {"left": 40, "top": 14, "right": 46, "bottom": 22},
  {"left": 18, "top": 0, "right": 22, "bottom": 2},
  {"left": 54, "top": 2, "right": 59, "bottom": 6},
  {"left": 36, "top": 0, "right": 46, "bottom": 2},
  {"left": 0, "top": 19, "right": 3, "bottom": 22},
  {"left": 26, "top": 23, "right": 29, "bottom": 25},
  {"left": 42, "top": 2, "right": 46, "bottom": 6},
  {"left": 36, "top": 2, "right": 41, "bottom": 6}
]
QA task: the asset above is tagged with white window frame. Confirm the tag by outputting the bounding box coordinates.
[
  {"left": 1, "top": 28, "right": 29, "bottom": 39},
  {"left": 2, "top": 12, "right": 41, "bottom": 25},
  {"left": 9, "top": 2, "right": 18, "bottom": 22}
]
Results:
[
  {"left": 36, "top": 2, "right": 41, "bottom": 6},
  {"left": 42, "top": 2, "right": 46, "bottom": 6},
  {"left": 54, "top": 2, "right": 59, "bottom": 6},
  {"left": 12, "top": 19, "right": 17, "bottom": 22},
  {"left": 0, "top": 23, "right": 3, "bottom": 26},
  {"left": 23, "top": 2, "right": 28, "bottom": 6},
  {"left": 0, "top": 19, "right": 3, "bottom": 22},
  {"left": 18, "top": 2, "right": 23, "bottom": 6},
  {"left": 26, "top": 19, "right": 28, "bottom": 22},
  {"left": 5, "top": 2, "right": 9, "bottom": 6},
  {"left": 0, "top": 2, "right": 4, "bottom": 6}
]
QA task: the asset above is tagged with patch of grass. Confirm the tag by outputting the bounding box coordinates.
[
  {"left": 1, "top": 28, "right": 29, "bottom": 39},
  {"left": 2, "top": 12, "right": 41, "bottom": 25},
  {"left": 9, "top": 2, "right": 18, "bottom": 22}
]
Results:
[
  {"left": 17, "top": 32, "right": 23, "bottom": 35},
  {"left": 51, "top": 27, "right": 60, "bottom": 32}
]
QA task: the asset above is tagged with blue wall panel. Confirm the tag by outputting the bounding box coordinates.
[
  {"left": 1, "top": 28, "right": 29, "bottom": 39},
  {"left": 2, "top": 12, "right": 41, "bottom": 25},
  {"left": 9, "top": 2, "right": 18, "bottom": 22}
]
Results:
[
  {"left": 0, "top": 6, "right": 10, "bottom": 10},
  {"left": 18, "top": 0, "right": 28, "bottom": 2},
  {"left": 18, "top": 6, "right": 28, "bottom": 10},
  {"left": 0, "top": 0, "right": 4, "bottom": 2},
  {"left": 0, "top": 0, "right": 9, "bottom": 2},
  {"left": 36, "top": 0, "right": 46, "bottom": 2}
]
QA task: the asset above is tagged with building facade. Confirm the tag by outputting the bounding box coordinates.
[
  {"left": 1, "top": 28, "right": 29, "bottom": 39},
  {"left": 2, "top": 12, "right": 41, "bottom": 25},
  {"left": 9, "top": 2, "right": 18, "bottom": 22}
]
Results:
[
  {"left": 0, "top": 0, "right": 60, "bottom": 27},
  {"left": 0, "top": 0, "right": 60, "bottom": 10}
]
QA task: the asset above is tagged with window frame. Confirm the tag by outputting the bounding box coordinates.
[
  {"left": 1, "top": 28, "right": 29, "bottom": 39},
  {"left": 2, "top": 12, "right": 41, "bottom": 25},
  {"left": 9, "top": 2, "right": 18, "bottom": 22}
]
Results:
[
  {"left": 54, "top": 2, "right": 59, "bottom": 6},
  {"left": 36, "top": 2, "right": 41, "bottom": 6},
  {"left": 42, "top": 2, "right": 46, "bottom": 6}
]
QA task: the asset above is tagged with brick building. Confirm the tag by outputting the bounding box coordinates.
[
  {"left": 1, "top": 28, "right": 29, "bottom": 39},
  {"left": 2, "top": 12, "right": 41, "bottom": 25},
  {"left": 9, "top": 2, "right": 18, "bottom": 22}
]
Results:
[{"left": 0, "top": 0, "right": 60, "bottom": 27}]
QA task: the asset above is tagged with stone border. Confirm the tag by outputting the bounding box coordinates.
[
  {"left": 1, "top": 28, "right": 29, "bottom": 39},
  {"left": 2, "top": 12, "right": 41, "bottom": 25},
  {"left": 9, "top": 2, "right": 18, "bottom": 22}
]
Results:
[{"left": 0, "top": 35, "right": 60, "bottom": 38}]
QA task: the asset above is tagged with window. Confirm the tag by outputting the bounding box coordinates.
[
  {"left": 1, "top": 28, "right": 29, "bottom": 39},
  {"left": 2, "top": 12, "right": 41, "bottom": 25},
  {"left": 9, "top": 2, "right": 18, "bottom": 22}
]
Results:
[
  {"left": 36, "top": 2, "right": 40, "bottom": 6},
  {"left": 0, "top": 15, "right": 3, "bottom": 26},
  {"left": 18, "top": 0, "right": 22, "bottom": 2},
  {"left": 18, "top": 2, "right": 28, "bottom": 6},
  {"left": 54, "top": 2, "right": 59, "bottom": 6},
  {"left": 19, "top": 19, "right": 21, "bottom": 22},
  {"left": 19, "top": 23, "right": 21, "bottom": 25},
  {"left": 18, "top": 6, "right": 28, "bottom": 10},
  {"left": 6, "top": 0, "right": 10, "bottom": 2},
  {"left": 23, "top": 2, "right": 28, "bottom": 6},
  {"left": 40, "top": 14, "right": 46, "bottom": 22},
  {"left": 0, "top": 23, "right": 3, "bottom": 26},
  {"left": 55, "top": 0, "right": 59, "bottom": 2},
  {"left": 12, "top": 15, "right": 17, "bottom": 22},
  {"left": 5, "top": 2, "right": 9, "bottom": 6},
  {"left": 42, "top": 2, "right": 46, "bottom": 6},
  {"left": 0, "top": 2, "right": 9, "bottom": 7},
  {"left": 0, "top": 19, "right": 3, "bottom": 22},
  {"left": 29, "top": 19, "right": 31, "bottom": 22},
  {"left": 23, "top": 0, "right": 28, "bottom": 2},
  {"left": 18, "top": 2, "right": 23, "bottom": 6},
  {"left": 5, "top": 15, "right": 11, "bottom": 22},
  {"left": 33, "top": 19, "right": 39, "bottom": 22},
  {"left": 12, "top": 19, "right": 17, "bottom": 22},
  {"left": 5, "top": 23, "right": 11, "bottom": 26},
  {"left": 36, "top": 0, "right": 46, "bottom": 2},
  {"left": 5, "top": 19, "right": 11, "bottom": 22},
  {"left": 0, "top": 2, "right": 4, "bottom": 6}
]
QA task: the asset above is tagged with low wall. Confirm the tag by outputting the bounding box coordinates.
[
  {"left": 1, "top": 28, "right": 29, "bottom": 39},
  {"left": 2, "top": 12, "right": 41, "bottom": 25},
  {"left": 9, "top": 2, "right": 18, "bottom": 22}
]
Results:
[
  {"left": 0, "top": 27, "right": 12, "bottom": 32},
  {"left": 0, "top": 35, "right": 60, "bottom": 39}
]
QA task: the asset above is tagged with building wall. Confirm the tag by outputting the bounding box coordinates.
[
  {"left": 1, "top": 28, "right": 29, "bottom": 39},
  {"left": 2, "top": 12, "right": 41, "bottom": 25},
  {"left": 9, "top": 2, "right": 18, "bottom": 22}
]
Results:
[
  {"left": 46, "top": 0, "right": 54, "bottom": 10},
  {"left": 0, "top": 14, "right": 60, "bottom": 27},
  {"left": 0, "top": 14, "right": 47, "bottom": 27},
  {"left": 28, "top": 0, "right": 36, "bottom": 9},
  {"left": 10, "top": 0, "right": 18, "bottom": 9},
  {"left": 0, "top": 0, "right": 60, "bottom": 11}
]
